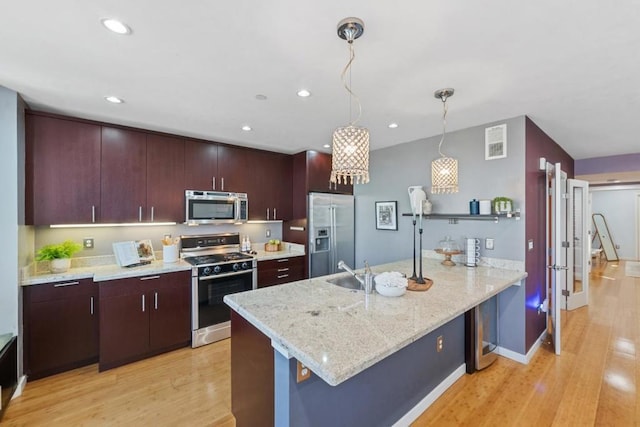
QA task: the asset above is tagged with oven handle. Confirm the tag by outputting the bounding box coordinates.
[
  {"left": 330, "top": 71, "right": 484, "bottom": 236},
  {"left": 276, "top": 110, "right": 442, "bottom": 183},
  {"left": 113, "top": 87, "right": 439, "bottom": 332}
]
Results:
[{"left": 198, "top": 269, "right": 254, "bottom": 281}]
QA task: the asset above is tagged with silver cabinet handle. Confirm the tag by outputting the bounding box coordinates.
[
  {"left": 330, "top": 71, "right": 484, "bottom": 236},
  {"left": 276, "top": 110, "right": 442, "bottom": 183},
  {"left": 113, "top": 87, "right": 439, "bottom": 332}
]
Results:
[
  {"left": 151, "top": 206, "right": 155, "bottom": 222},
  {"left": 266, "top": 208, "right": 270, "bottom": 220},
  {"left": 277, "top": 268, "right": 289, "bottom": 272},
  {"left": 277, "top": 258, "right": 289, "bottom": 263},
  {"left": 277, "top": 274, "right": 289, "bottom": 279},
  {"left": 138, "top": 206, "right": 143, "bottom": 222},
  {"left": 154, "top": 291, "right": 158, "bottom": 310},
  {"left": 142, "top": 294, "right": 145, "bottom": 312},
  {"left": 90, "top": 296, "right": 94, "bottom": 315},
  {"left": 91, "top": 205, "right": 96, "bottom": 223},
  {"left": 54, "top": 281, "right": 80, "bottom": 287},
  {"left": 139, "top": 275, "right": 161, "bottom": 281},
  {"left": 221, "top": 177, "right": 225, "bottom": 191},
  {"left": 273, "top": 208, "right": 277, "bottom": 220},
  {"left": 212, "top": 176, "right": 216, "bottom": 190}
]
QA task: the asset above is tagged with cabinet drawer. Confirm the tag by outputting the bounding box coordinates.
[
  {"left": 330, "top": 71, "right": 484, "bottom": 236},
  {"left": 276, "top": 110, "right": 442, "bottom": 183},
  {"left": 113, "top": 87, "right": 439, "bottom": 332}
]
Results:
[
  {"left": 25, "top": 278, "right": 96, "bottom": 303},
  {"left": 258, "top": 257, "right": 304, "bottom": 288}
]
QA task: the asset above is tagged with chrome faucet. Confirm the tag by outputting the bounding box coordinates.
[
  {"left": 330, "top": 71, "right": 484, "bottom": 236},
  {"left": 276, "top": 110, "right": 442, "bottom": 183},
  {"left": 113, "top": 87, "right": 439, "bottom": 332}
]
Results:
[{"left": 337, "top": 260, "right": 374, "bottom": 294}]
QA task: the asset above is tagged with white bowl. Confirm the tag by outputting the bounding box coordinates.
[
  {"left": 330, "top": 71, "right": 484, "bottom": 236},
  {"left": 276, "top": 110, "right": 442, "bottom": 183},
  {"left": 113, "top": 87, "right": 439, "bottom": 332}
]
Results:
[{"left": 375, "top": 283, "right": 406, "bottom": 297}]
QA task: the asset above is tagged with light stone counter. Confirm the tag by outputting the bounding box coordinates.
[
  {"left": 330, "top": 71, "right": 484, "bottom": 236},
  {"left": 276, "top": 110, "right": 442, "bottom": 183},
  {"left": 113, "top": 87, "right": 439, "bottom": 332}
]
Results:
[
  {"left": 22, "top": 259, "right": 192, "bottom": 285},
  {"left": 224, "top": 257, "right": 527, "bottom": 386},
  {"left": 252, "top": 242, "right": 305, "bottom": 262}
]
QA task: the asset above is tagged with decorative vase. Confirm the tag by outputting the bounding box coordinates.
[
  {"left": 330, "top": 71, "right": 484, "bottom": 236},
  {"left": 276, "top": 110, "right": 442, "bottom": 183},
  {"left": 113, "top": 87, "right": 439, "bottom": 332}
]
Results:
[{"left": 50, "top": 258, "right": 71, "bottom": 274}]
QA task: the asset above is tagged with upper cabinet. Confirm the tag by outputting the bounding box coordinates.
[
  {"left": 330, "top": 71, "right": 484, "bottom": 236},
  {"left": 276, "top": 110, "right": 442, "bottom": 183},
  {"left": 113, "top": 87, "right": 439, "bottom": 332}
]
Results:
[
  {"left": 26, "top": 113, "right": 101, "bottom": 225},
  {"left": 26, "top": 112, "right": 292, "bottom": 225}
]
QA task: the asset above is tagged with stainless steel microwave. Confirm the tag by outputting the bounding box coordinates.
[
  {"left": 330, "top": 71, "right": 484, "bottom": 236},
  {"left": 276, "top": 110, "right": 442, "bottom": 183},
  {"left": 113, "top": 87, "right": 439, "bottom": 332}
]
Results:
[{"left": 185, "top": 190, "right": 248, "bottom": 224}]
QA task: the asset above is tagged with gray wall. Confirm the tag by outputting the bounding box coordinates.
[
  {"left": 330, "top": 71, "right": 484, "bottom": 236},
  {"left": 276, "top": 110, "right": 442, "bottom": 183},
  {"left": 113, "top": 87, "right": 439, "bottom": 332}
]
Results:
[
  {"left": 590, "top": 186, "right": 640, "bottom": 260},
  {"left": 354, "top": 116, "right": 526, "bottom": 268}
]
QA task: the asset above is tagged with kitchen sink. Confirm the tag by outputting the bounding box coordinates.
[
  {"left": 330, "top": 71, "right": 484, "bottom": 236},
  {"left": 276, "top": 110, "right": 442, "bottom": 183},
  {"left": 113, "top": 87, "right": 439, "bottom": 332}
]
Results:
[{"left": 326, "top": 274, "right": 363, "bottom": 290}]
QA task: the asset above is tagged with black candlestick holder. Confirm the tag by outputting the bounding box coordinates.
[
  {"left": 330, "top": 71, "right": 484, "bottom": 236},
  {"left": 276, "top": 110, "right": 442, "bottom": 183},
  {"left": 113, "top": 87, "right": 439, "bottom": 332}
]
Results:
[
  {"left": 409, "top": 218, "right": 417, "bottom": 280},
  {"left": 417, "top": 226, "right": 426, "bottom": 284}
]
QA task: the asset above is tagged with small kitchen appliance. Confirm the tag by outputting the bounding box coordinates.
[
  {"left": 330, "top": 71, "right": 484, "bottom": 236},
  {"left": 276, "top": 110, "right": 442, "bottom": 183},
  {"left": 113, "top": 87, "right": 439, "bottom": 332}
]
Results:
[
  {"left": 185, "top": 190, "right": 248, "bottom": 225},
  {"left": 181, "top": 233, "right": 256, "bottom": 347}
]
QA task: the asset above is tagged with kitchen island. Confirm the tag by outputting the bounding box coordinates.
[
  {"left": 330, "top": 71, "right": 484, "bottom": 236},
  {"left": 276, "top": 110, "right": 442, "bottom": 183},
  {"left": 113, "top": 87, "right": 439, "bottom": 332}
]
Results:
[{"left": 224, "top": 257, "right": 527, "bottom": 426}]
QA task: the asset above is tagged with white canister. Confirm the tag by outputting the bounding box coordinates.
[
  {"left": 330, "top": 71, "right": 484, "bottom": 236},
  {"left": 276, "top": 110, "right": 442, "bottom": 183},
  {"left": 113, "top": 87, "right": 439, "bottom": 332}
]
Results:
[
  {"left": 163, "top": 244, "right": 179, "bottom": 263},
  {"left": 479, "top": 199, "right": 492, "bottom": 215}
]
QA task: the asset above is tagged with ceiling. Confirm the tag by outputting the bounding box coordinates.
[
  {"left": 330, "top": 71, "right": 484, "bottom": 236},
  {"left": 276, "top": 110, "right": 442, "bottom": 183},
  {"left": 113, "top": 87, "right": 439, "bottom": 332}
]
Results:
[{"left": 1, "top": 1, "right": 639, "bottom": 161}]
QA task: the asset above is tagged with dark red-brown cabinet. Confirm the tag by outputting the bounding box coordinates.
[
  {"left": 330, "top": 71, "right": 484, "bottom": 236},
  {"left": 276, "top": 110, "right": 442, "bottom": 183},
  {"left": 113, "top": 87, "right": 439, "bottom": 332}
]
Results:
[
  {"left": 257, "top": 257, "right": 304, "bottom": 288},
  {"left": 23, "top": 279, "right": 99, "bottom": 380},
  {"left": 184, "top": 139, "right": 219, "bottom": 191},
  {"left": 98, "top": 271, "right": 190, "bottom": 371},
  {"left": 146, "top": 134, "right": 185, "bottom": 221},
  {"left": 25, "top": 113, "right": 101, "bottom": 225},
  {"left": 245, "top": 150, "right": 292, "bottom": 221}
]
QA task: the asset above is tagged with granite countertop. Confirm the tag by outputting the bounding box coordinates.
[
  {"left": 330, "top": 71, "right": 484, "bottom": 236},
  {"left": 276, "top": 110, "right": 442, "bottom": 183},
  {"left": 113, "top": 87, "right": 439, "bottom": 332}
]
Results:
[
  {"left": 224, "top": 257, "right": 527, "bottom": 386},
  {"left": 21, "top": 242, "right": 305, "bottom": 286}
]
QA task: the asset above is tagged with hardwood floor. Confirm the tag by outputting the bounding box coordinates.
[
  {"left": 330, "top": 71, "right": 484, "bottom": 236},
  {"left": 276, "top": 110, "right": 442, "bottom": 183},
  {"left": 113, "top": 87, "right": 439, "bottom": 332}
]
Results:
[
  {"left": 412, "top": 260, "right": 638, "bottom": 426},
  {"left": 3, "top": 260, "right": 637, "bottom": 426}
]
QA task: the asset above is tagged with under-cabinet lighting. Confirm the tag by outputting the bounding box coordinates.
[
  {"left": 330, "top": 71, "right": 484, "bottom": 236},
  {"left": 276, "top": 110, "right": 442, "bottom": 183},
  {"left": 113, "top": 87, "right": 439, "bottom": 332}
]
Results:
[{"left": 50, "top": 222, "right": 177, "bottom": 229}]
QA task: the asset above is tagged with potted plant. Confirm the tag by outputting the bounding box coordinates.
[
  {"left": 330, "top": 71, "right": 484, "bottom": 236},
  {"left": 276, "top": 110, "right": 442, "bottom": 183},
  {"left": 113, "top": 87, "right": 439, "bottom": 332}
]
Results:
[
  {"left": 492, "top": 197, "right": 513, "bottom": 214},
  {"left": 36, "top": 240, "right": 83, "bottom": 273}
]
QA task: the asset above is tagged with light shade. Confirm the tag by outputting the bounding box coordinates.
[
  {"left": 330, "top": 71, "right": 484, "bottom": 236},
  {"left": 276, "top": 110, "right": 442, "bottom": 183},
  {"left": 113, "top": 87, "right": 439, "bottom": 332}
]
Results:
[
  {"left": 431, "top": 156, "right": 458, "bottom": 194},
  {"left": 330, "top": 125, "right": 370, "bottom": 185}
]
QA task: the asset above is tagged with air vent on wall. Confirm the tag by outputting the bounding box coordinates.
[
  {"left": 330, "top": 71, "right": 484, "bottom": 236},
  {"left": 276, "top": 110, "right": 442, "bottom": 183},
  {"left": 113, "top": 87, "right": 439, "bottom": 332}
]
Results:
[{"left": 485, "top": 124, "right": 507, "bottom": 160}]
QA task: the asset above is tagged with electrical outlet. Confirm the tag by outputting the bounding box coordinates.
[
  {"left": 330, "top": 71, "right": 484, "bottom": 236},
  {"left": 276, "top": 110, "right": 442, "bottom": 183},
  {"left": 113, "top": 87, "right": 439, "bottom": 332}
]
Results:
[
  {"left": 528, "top": 239, "right": 534, "bottom": 250},
  {"left": 437, "top": 335, "right": 444, "bottom": 352},
  {"left": 83, "top": 238, "right": 94, "bottom": 249},
  {"left": 296, "top": 360, "right": 311, "bottom": 383},
  {"left": 485, "top": 238, "right": 494, "bottom": 250},
  {"left": 266, "top": 229, "right": 271, "bottom": 238}
]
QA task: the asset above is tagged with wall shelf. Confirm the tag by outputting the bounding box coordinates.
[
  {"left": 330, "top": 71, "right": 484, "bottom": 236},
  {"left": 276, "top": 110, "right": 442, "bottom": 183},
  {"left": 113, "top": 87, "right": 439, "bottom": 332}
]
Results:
[{"left": 402, "top": 211, "right": 520, "bottom": 224}]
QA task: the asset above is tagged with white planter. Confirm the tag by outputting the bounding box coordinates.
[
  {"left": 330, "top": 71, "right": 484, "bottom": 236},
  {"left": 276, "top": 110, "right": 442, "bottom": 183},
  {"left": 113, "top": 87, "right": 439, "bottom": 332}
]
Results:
[{"left": 50, "top": 258, "right": 71, "bottom": 273}]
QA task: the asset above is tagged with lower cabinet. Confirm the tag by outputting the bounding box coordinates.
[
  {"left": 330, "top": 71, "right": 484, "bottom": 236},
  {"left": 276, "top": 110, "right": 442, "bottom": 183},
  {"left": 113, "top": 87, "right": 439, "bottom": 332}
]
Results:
[
  {"left": 98, "top": 271, "right": 191, "bottom": 371},
  {"left": 23, "top": 279, "right": 99, "bottom": 380},
  {"left": 257, "top": 257, "right": 304, "bottom": 288}
]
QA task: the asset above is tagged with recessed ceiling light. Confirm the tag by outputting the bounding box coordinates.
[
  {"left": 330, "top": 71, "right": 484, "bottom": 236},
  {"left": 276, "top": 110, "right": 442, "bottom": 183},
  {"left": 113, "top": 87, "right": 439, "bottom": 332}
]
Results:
[
  {"left": 323, "top": 144, "right": 330, "bottom": 149},
  {"left": 297, "top": 89, "right": 311, "bottom": 97},
  {"left": 105, "top": 96, "right": 124, "bottom": 104},
  {"left": 255, "top": 94, "right": 268, "bottom": 101},
  {"left": 388, "top": 122, "right": 399, "bottom": 129},
  {"left": 241, "top": 125, "right": 252, "bottom": 131},
  {"left": 101, "top": 18, "right": 132, "bottom": 35}
]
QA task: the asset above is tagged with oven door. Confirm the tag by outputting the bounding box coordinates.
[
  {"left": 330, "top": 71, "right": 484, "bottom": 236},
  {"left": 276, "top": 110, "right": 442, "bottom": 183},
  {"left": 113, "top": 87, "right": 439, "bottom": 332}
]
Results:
[{"left": 192, "top": 270, "right": 253, "bottom": 347}]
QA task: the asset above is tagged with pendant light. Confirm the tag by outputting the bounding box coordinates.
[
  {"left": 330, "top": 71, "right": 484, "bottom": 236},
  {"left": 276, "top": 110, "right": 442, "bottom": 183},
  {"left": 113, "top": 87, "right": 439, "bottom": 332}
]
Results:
[
  {"left": 431, "top": 88, "right": 458, "bottom": 194},
  {"left": 330, "top": 17, "right": 370, "bottom": 186}
]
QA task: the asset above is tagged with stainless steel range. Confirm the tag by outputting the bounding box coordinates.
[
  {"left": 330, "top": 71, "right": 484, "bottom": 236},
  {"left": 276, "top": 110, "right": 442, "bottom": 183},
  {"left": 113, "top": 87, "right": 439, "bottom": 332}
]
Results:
[{"left": 181, "top": 233, "right": 256, "bottom": 348}]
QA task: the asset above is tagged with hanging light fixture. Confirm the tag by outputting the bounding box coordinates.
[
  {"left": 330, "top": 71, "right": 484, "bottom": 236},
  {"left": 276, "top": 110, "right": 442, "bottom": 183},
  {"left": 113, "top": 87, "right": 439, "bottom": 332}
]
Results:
[
  {"left": 330, "top": 17, "right": 370, "bottom": 186},
  {"left": 431, "top": 88, "right": 458, "bottom": 194}
]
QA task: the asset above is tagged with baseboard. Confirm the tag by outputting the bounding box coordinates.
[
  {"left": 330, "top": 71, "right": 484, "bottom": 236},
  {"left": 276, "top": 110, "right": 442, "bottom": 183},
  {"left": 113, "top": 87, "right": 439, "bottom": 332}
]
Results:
[
  {"left": 11, "top": 375, "right": 27, "bottom": 400},
  {"left": 392, "top": 364, "right": 466, "bottom": 427},
  {"left": 497, "top": 330, "right": 546, "bottom": 365}
]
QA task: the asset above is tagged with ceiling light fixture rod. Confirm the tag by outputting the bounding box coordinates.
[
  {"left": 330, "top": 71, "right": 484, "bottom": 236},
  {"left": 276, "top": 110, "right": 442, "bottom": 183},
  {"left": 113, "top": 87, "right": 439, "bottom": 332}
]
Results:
[
  {"left": 338, "top": 18, "right": 364, "bottom": 126},
  {"left": 434, "top": 88, "right": 454, "bottom": 157}
]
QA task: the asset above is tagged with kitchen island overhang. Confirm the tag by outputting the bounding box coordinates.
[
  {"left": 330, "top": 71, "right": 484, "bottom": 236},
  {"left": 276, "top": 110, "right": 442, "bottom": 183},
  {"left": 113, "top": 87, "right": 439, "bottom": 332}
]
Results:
[{"left": 225, "top": 258, "right": 527, "bottom": 426}]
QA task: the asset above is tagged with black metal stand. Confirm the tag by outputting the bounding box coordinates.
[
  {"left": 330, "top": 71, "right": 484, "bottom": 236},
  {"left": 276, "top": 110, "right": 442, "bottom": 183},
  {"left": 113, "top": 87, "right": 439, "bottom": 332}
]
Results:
[
  {"left": 409, "top": 219, "right": 417, "bottom": 280},
  {"left": 417, "top": 227, "right": 426, "bottom": 284}
]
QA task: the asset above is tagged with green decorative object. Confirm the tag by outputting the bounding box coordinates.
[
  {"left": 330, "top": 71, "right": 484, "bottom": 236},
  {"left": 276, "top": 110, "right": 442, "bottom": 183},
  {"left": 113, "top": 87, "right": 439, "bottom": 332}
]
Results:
[
  {"left": 492, "top": 197, "right": 513, "bottom": 214},
  {"left": 36, "top": 240, "right": 82, "bottom": 273}
]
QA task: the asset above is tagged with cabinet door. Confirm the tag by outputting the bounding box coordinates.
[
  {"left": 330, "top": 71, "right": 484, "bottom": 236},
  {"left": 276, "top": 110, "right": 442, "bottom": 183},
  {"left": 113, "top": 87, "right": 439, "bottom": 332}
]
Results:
[
  {"left": 184, "top": 139, "right": 218, "bottom": 190},
  {"left": 99, "top": 278, "right": 149, "bottom": 370},
  {"left": 148, "top": 271, "right": 191, "bottom": 350},
  {"left": 245, "top": 151, "right": 293, "bottom": 221},
  {"left": 307, "top": 151, "right": 353, "bottom": 195},
  {"left": 147, "top": 134, "right": 185, "bottom": 222},
  {"left": 26, "top": 114, "right": 101, "bottom": 225},
  {"left": 101, "top": 127, "right": 147, "bottom": 222},
  {"left": 217, "top": 145, "right": 249, "bottom": 192},
  {"left": 24, "top": 279, "right": 98, "bottom": 379}
]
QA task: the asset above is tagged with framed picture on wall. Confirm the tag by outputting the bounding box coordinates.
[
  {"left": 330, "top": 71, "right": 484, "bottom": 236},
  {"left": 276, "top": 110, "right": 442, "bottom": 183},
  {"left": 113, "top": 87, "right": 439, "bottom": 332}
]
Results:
[{"left": 375, "top": 201, "right": 398, "bottom": 230}]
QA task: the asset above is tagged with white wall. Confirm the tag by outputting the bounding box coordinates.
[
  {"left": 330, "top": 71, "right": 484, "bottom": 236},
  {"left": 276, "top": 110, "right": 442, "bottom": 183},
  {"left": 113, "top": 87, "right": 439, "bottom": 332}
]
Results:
[{"left": 590, "top": 186, "right": 640, "bottom": 260}]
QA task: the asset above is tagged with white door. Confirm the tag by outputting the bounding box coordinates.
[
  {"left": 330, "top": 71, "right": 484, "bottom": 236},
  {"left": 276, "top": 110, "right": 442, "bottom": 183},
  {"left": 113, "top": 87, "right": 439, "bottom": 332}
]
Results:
[
  {"left": 566, "top": 179, "right": 590, "bottom": 310},
  {"left": 547, "top": 162, "right": 567, "bottom": 355}
]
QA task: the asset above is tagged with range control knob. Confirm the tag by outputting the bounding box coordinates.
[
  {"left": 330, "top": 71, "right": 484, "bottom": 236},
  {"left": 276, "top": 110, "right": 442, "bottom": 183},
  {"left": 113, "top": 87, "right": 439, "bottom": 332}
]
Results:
[
  {"left": 202, "top": 266, "right": 212, "bottom": 276},
  {"left": 241, "top": 262, "right": 250, "bottom": 270},
  {"left": 213, "top": 265, "right": 222, "bottom": 274},
  {"left": 232, "top": 263, "right": 240, "bottom": 271}
]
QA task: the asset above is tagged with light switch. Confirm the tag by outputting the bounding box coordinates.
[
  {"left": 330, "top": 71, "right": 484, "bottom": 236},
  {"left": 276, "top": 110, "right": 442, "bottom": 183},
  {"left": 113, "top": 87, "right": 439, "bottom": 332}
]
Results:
[
  {"left": 528, "top": 239, "right": 534, "bottom": 250},
  {"left": 485, "top": 238, "right": 494, "bottom": 250}
]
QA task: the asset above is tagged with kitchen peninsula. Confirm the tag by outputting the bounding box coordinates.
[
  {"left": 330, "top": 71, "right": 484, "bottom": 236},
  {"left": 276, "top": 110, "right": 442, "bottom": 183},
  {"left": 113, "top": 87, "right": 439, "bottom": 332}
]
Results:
[{"left": 225, "top": 257, "right": 527, "bottom": 427}]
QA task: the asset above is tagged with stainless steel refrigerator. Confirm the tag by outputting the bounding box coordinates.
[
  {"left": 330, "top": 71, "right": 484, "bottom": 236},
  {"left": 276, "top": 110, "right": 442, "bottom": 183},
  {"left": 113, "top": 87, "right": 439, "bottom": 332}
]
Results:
[{"left": 308, "top": 192, "right": 355, "bottom": 278}]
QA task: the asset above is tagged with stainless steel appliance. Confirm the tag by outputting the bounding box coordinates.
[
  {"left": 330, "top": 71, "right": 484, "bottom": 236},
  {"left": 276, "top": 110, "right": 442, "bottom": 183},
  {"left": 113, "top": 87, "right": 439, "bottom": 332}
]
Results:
[
  {"left": 308, "top": 192, "right": 355, "bottom": 278},
  {"left": 185, "top": 190, "right": 248, "bottom": 224},
  {"left": 181, "top": 233, "right": 256, "bottom": 347}
]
